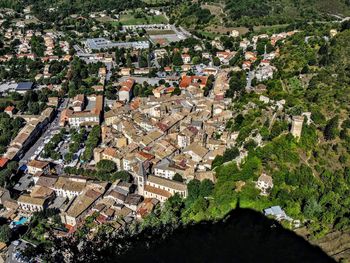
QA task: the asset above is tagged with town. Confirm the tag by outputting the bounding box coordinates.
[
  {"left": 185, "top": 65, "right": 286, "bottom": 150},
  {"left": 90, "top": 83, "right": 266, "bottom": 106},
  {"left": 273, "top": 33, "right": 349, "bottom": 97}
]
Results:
[{"left": 0, "top": 2, "right": 348, "bottom": 262}]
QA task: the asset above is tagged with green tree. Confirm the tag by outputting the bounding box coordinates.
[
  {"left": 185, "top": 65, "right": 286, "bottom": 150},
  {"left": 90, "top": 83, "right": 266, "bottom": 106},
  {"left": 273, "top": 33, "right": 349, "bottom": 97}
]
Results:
[
  {"left": 0, "top": 224, "right": 11, "bottom": 243},
  {"left": 97, "top": 160, "right": 117, "bottom": 173},
  {"left": 173, "top": 173, "right": 184, "bottom": 182},
  {"left": 172, "top": 52, "right": 183, "bottom": 66},
  {"left": 324, "top": 116, "right": 339, "bottom": 140}
]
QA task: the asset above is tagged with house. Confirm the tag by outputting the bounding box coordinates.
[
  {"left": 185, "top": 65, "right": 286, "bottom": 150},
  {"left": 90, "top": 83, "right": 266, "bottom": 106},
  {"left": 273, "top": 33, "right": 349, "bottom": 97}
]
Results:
[
  {"left": 244, "top": 51, "right": 257, "bottom": 62},
  {"left": 181, "top": 53, "right": 191, "bottom": 64},
  {"left": 242, "top": 61, "right": 252, "bottom": 71},
  {"left": 94, "top": 147, "right": 123, "bottom": 170},
  {"left": 256, "top": 173, "right": 273, "bottom": 195},
  {"left": 137, "top": 198, "right": 159, "bottom": 219},
  {"left": 134, "top": 68, "right": 150, "bottom": 75},
  {"left": 0, "top": 158, "right": 9, "bottom": 169},
  {"left": 17, "top": 194, "right": 49, "bottom": 212},
  {"left": 67, "top": 95, "right": 103, "bottom": 127},
  {"left": 179, "top": 76, "right": 208, "bottom": 89},
  {"left": 47, "top": 97, "right": 59, "bottom": 107},
  {"left": 154, "top": 158, "right": 184, "bottom": 180},
  {"left": 53, "top": 176, "right": 87, "bottom": 199},
  {"left": 120, "top": 68, "right": 131, "bottom": 76},
  {"left": 118, "top": 79, "right": 135, "bottom": 102},
  {"left": 27, "top": 160, "right": 50, "bottom": 175},
  {"left": 18, "top": 185, "right": 55, "bottom": 212},
  {"left": 177, "top": 126, "right": 198, "bottom": 148},
  {"left": 216, "top": 51, "right": 234, "bottom": 64},
  {"left": 4, "top": 106, "right": 15, "bottom": 117},
  {"left": 183, "top": 142, "right": 209, "bottom": 162},
  {"left": 264, "top": 206, "right": 292, "bottom": 221},
  {"left": 230, "top": 30, "right": 240, "bottom": 38}
]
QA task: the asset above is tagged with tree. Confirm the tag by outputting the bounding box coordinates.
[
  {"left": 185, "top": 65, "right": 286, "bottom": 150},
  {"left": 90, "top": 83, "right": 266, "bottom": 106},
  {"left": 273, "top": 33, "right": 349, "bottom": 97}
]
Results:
[
  {"left": 225, "top": 71, "right": 246, "bottom": 98},
  {"left": 96, "top": 160, "right": 117, "bottom": 173},
  {"left": 187, "top": 179, "right": 201, "bottom": 202},
  {"left": 199, "top": 179, "right": 214, "bottom": 197},
  {"left": 173, "top": 173, "right": 184, "bottom": 182},
  {"left": 112, "top": 171, "right": 131, "bottom": 182},
  {"left": 0, "top": 224, "right": 11, "bottom": 243},
  {"left": 324, "top": 116, "right": 339, "bottom": 140},
  {"left": 213, "top": 57, "right": 221, "bottom": 66},
  {"left": 172, "top": 52, "right": 183, "bottom": 66}
]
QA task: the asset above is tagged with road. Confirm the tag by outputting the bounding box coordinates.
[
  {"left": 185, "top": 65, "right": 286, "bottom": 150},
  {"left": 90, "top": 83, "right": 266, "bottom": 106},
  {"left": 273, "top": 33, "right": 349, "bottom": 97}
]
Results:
[
  {"left": 119, "top": 76, "right": 166, "bottom": 86},
  {"left": 19, "top": 98, "right": 68, "bottom": 166},
  {"left": 245, "top": 70, "right": 254, "bottom": 91},
  {"left": 6, "top": 240, "right": 29, "bottom": 263}
]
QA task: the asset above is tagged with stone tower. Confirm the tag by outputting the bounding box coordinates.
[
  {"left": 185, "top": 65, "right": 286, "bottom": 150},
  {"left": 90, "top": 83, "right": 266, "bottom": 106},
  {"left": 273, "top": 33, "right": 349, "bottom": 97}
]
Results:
[{"left": 291, "top": 116, "right": 304, "bottom": 139}]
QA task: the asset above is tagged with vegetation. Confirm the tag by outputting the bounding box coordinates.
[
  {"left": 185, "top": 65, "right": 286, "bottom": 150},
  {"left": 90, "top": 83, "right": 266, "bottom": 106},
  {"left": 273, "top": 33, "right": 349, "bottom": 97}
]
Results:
[{"left": 0, "top": 113, "right": 24, "bottom": 154}]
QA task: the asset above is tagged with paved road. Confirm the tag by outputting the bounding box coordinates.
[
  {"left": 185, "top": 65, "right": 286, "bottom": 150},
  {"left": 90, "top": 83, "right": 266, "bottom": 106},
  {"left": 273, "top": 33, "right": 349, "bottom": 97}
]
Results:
[
  {"left": 119, "top": 76, "right": 166, "bottom": 86},
  {"left": 6, "top": 241, "right": 28, "bottom": 263},
  {"left": 245, "top": 70, "right": 254, "bottom": 91},
  {"left": 19, "top": 98, "right": 68, "bottom": 165}
]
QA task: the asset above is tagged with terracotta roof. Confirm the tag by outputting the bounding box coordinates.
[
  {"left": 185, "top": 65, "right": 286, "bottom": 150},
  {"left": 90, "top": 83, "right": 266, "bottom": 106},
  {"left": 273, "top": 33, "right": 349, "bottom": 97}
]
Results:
[
  {"left": 4, "top": 106, "right": 15, "bottom": 112},
  {"left": 179, "top": 75, "right": 208, "bottom": 89},
  {"left": 0, "top": 158, "right": 9, "bottom": 168},
  {"left": 119, "top": 78, "right": 135, "bottom": 92}
]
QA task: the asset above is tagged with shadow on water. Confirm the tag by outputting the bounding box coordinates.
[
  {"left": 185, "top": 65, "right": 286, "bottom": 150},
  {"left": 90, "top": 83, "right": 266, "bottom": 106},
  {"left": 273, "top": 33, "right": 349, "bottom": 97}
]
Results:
[{"left": 111, "top": 206, "right": 334, "bottom": 263}]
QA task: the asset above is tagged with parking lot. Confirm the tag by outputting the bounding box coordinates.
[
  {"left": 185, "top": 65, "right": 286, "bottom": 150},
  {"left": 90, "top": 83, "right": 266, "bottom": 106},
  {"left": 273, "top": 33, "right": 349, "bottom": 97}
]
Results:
[
  {"left": 6, "top": 240, "right": 31, "bottom": 263},
  {"left": 19, "top": 98, "right": 68, "bottom": 165}
]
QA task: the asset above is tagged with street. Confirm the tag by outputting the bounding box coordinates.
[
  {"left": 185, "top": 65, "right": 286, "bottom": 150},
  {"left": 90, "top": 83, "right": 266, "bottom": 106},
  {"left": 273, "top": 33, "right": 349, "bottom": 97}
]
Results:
[{"left": 19, "top": 98, "right": 68, "bottom": 166}]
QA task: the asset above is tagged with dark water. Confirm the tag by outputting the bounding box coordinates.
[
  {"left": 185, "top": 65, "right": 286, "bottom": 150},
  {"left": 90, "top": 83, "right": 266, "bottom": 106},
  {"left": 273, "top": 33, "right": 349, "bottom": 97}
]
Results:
[{"left": 110, "top": 207, "right": 334, "bottom": 263}]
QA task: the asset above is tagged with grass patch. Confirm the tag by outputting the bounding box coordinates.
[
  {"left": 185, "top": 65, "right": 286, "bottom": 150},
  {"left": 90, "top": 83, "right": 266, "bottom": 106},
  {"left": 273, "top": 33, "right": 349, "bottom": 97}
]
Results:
[{"left": 119, "top": 13, "right": 167, "bottom": 25}]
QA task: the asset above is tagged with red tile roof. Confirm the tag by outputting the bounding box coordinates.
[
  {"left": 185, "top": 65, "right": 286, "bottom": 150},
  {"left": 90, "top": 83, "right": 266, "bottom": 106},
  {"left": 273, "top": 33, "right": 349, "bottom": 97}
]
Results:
[
  {"left": 4, "top": 106, "right": 15, "bottom": 112},
  {"left": 179, "top": 75, "right": 208, "bottom": 89},
  {"left": 0, "top": 158, "right": 9, "bottom": 168}
]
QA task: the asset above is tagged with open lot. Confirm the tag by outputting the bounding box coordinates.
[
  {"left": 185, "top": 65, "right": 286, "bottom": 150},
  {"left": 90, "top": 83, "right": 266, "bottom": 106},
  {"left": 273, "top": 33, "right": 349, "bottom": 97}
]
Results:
[{"left": 119, "top": 13, "right": 167, "bottom": 25}]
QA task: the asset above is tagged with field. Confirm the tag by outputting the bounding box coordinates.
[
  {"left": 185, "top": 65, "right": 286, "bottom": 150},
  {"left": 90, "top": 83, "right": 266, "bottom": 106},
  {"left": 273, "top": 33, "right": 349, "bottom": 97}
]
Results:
[
  {"left": 119, "top": 13, "right": 168, "bottom": 25},
  {"left": 146, "top": 29, "right": 176, "bottom": 36},
  {"left": 95, "top": 16, "right": 117, "bottom": 23},
  {"left": 205, "top": 25, "right": 249, "bottom": 36},
  {"left": 142, "top": 0, "right": 170, "bottom": 3}
]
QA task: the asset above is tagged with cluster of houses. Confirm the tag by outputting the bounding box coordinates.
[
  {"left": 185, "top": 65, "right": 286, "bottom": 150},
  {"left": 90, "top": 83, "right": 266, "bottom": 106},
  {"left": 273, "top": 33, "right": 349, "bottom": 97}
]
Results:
[
  {"left": 0, "top": 6, "right": 311, "bottom": 238},
  {"left": 0, "top": 28, "right": 71, "bottom": 64}
]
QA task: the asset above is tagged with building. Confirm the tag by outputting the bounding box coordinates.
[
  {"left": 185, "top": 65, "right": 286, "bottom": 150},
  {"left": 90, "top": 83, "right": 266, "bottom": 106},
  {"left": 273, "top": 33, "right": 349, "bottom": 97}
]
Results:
[
  {"left": 264, "top": 206, "right": 292, "bottom": 221},
  {"left": 27, "top": 160, "right": 50, "bottom": 175},
  {"left": 183, "top": 143, "right": 209, "bottom": 163},
  {"left": 66, "top": 95, "right": 103, "bottom": 127},
  {"left": 53, "top": 176, "right": 87, "bottom": 199},
  {"left": 256, "top": 173, "right": 273, "bottom": 195},
  {"left": 17, "top": 186, "right": 54, "bottom": 212},
  {"left": 154, "top": 158, "right": 183, "bottom": 180},
  {"left": 72, "top": 94, "right": 85, "bottom": 112},
  {"left": 4, "top": 106, "right": 15, "bottom": 117},
  {"left": 179, "top": 75, "right": 208, "bottom": 90},
  {"left": 60, "top": 182, "right": 108, "bottom": 227},
  {"left": 181, "top": 54, "right": 191, "bottom": 64},
  {"left": 15, "top": 82, "right": 35, "bottom": 94},
  {"left": 85, "top": 38, "right": 149, "bottom": 51},
  {"left": 141, "top": 175, "right": 187, "bottom": 202},
  {"left": 118, "top": 79, "right": 135, "bottom": 102}
]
